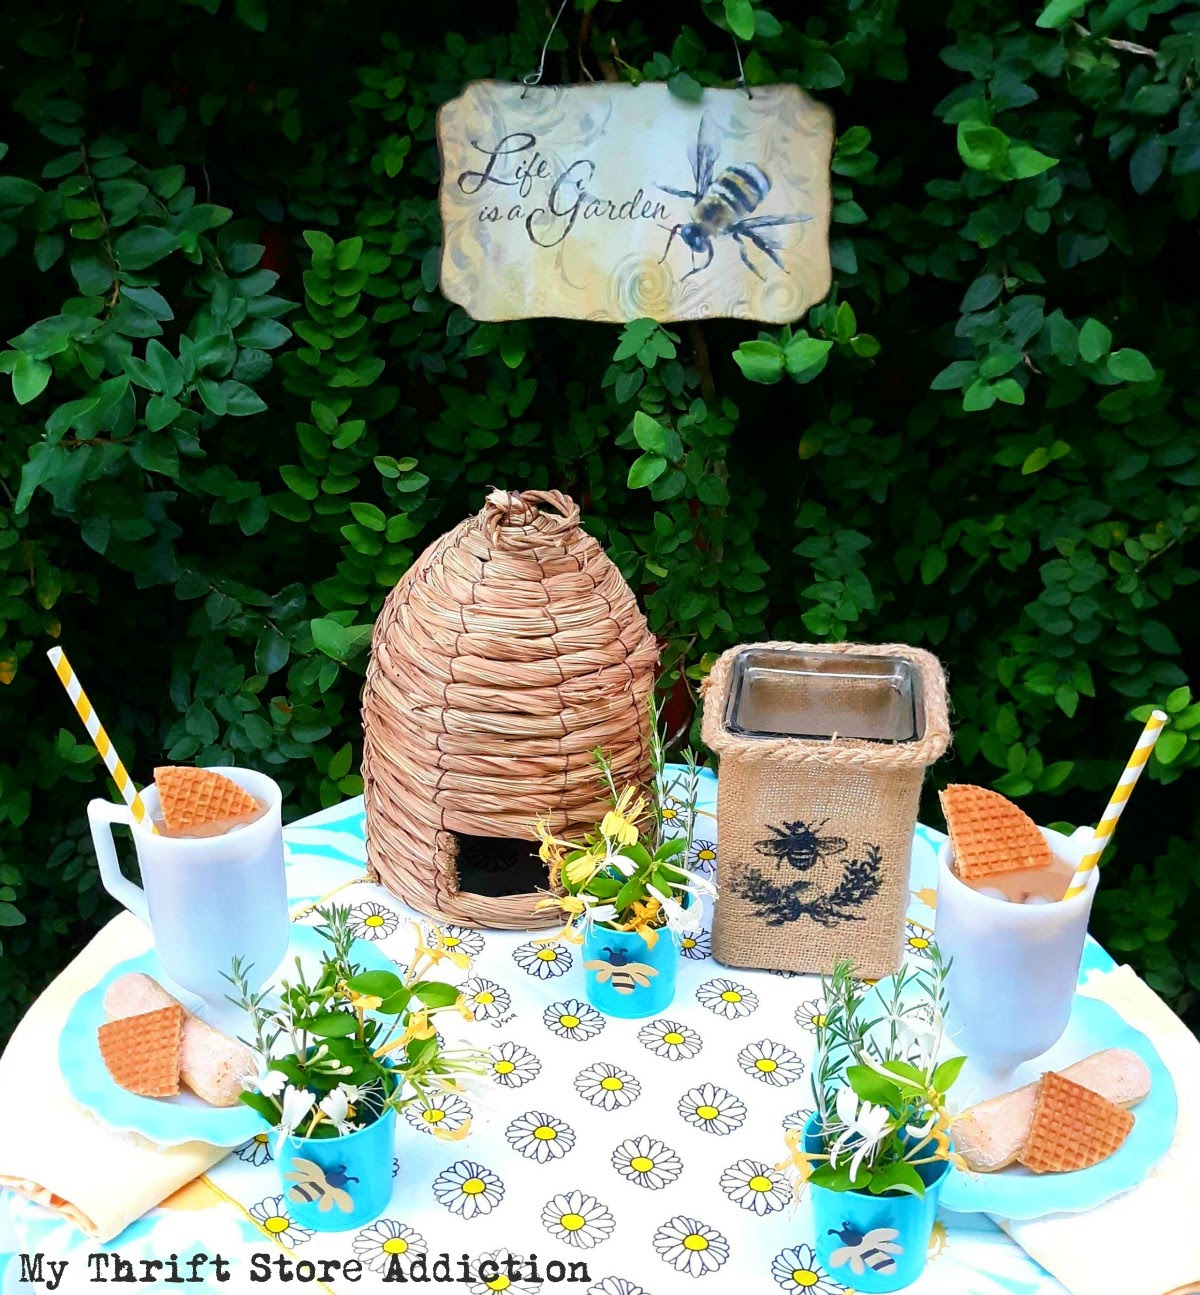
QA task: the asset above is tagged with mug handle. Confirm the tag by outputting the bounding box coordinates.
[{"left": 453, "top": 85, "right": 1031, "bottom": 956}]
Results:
[{"left": 88, "top": 799, "right": 150, "bottom": 927}]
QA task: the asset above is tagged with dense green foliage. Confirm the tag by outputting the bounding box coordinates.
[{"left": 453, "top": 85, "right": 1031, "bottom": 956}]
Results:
[{"left": 2, "top": 0, "right": 1197, "bottom": 1040}]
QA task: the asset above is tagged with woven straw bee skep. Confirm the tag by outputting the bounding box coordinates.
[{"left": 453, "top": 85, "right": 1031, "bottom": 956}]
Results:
[{"left": 362, "top": 489, "right": 660, "bottom": 928}]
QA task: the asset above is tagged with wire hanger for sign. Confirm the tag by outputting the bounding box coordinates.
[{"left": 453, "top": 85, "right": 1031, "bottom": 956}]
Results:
[
  {"left": 520, "top": 0, "right": 752, "bottom": 99},
  {"left": 521, "top": 0, "right": 570, "bottom": 97}
]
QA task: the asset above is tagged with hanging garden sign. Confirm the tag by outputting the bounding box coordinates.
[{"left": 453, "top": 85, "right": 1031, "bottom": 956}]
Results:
[{"left": 436, "top": 81, "right": 832, "bottom": 325}]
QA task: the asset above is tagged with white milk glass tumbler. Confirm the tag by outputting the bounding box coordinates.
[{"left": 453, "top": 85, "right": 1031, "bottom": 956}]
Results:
[
  {"left": 935, "top": 826, "right": 1098, "bottom": 1096},
  {"left": 88, "top": 766, "right": 290, "bottom": 1000}
]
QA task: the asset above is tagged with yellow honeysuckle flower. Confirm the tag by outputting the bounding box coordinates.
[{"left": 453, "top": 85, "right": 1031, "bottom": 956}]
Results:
[
  {"left": 347, "top": 991, "right": 383, "bottom": 1013},
  {"left": 430, "top": 1118, "right": 472, "bottom": 1142},
  {"left": 564, "top": 851, "right": 603, "bottom": 885},
  {"left": 454, "top": 993, "right": 474, "bottom": 1020},
  {"left": 373, "top": 1010, "right": 436, "bottom": 1058},
  {"left": 599, "top": 786, "right": 646, "bottom": 846}
]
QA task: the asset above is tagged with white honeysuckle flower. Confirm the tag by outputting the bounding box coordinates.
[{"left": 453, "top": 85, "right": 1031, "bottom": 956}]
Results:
[
  {"left": 645, "top": 885, "right": 705, "bottom": 934},
  {"left": 243, "top": 1068, "right": 287, "bottom": 1098},
  {"left": 319, "top": 1086, "right": 355, "bottom": 1135},
  {"left": 829, "top": 1086, "right": 891, "bottom": 1184},
  {"left": 275, "top": 1084, "right": 317, "bottom": 1153}
]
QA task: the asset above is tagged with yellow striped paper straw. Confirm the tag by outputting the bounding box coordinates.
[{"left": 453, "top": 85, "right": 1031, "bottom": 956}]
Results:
[
  {"left": 46, "top": 646, "right": 158, "bottom": 833},
  {"left": 1064, "top": 709, "right": 1167, "bottom": 899}
]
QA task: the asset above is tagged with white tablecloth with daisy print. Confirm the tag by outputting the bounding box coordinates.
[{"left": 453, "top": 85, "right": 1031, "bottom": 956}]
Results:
[{"left": 2, "top": 768, "right": 1118, "bottom": 1295}]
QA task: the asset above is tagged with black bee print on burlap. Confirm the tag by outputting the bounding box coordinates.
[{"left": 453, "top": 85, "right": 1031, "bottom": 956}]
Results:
[{"left": 735, "top": 818, "right": 882, "bottom": 927}]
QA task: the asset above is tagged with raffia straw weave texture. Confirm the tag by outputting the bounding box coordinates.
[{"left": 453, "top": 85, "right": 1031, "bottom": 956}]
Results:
[
  {"left": 701, "top": 641, "right": 950, "bottom": 979},
  {"left": 362, "top": 489, "right": 659, "bottom": 928}
]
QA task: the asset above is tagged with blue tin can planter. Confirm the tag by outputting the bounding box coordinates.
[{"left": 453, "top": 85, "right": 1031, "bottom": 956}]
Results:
[
  {"left": 804, "top": 1114, "right": 951, "bottom": 1293},
  {"left": 276, "top": 1106, "right": 396, "bottom": 1233},
  {"left": 580, "top": 922, "right": 680, "bottom": 1018}
]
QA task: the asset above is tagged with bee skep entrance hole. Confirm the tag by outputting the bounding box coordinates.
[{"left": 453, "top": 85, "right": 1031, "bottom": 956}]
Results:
[{"left": 449, "top": 833, "right": 547, "bottom": 899}]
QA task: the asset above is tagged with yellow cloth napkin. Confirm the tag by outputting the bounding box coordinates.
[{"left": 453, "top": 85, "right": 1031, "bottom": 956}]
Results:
[
  {"left": 1004, "top": 964, "right": 1200, "bottom": 1295},
  {"left": 0, "top": 912, "right": 227, "bottom": 1241}
]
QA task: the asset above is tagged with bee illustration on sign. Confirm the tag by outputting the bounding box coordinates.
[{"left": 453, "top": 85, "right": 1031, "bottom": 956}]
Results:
[
  {"left": 285, "top": 1158, "right": 358, "bottom": 1213},
  {"left": 827, "top": 1221, "right": 904, "bottom": 1276},
  {"left": 756, "top": 819, "right": 848, "bottom": 872},
  {"left": 657, "top": 112, "right": 812, "bottom": 280},
  {"left": 584, "top": 946, "right": 659, "bottom": 995}
]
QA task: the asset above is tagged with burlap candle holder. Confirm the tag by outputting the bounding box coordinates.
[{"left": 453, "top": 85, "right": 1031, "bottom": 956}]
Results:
[{"left": 701, "top": 641, "right": 950, "bottom": 979}]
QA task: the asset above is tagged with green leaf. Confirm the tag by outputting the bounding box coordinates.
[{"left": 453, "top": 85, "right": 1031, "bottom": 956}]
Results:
[
  {"left": 114, "top": 225, "right": 179, "bottom": 270},
  {"left": 633, "top": 411, "right": 668, "bottom": 454},
  {"left": 306, "top": 1011, "right": 358, "bottom": 1038},
  {"left": 1037, "top": 0, "right": 1086, "bottom": 25},
  {"left": 350, "top": 502, "right": 386, "bottom": 531},
  {"left": 920, "top": 547, "right": 947, "bottom": 584},
  {"left": 1007, "top": 145, "right": 1058, "bottom": 180},
  {"left": 784, "top": 335, "right": 833, "bottom": 378},
  {"left": 957, "top": 120, "right": 1010, "bottom": 171},
  {"left": 868, "top": 1160, "right": 926, "bottom": 1197},
  {"left": 733, "top": 339, "right": 785, "bottom": 384},
  {"left": 846, "top": 1063, "right": 903, "bottom": 1107},
  {"left": 0, "top": 176, "right": 42, "bottom": 207},
  {"left": 1078, "top": 318, "right": 1113, "bottom": 364},
  {"left": 413, "top": 981, "right": 460, "bottom": 1008},
  {"left": 1107, "top": 348, "right": 1155, "bottom": 383},
  {"left": 220, "top": 380, "right": 268, "bottom": 416},
  {"left": 311, "top": 617, "right": 350, "bottom": 659},
  {"left": 724, "top": 0, "right": 756, "bottom": 40},
  {"left": 932, "top": 1055, "right": 966, "bottom": 1091},
  {"left": 1155, "top": 730, "right": 1186, "bottom": 765},
  {"left": 0, "top": 901, "right": 26, "bottom": 927},
  {"left": 628, "top": 453, "right": 667, "bottom": 488},
  {"left": 346, "top": 970, "right": 406, "bottom": 999},
  {"left": 11, "top": 354, "right": 51, "bottom": 404},
  {"left": 145, "top": 339, "right": 184, "bottom": 397},
  {"left": 668, "top": 72, "right": 703, "bottom": 102}
]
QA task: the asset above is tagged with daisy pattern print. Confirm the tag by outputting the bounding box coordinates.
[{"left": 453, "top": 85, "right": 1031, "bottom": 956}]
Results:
[
  {"left": 689, "top": 839, "right": 717, "bottom": 873},
  {"left": 353, "top": 1220, "right": 427, "bottom": 1275},
  {"left": 905, "top": 921, "right": 934, "bottom": 959},
  {"left": 772, "top": 1243, "right": 841, "bottom": 1294},
  {"left": 719, "top": 1159, "right": 791, "bottom": 1215},
  {"left": 639, "top": 1018, "right": 703, "bottom": 1061},
  {"left": 588, "top": 1281, "right": 648, "bottom": 1295},
  {"left": 234, "top": 1132, "right": 272, "bottom": 1165},
  {"left": 426, "top": 925, "right": 485, "bottom": 958},
  {"left": 795, "top": 998, "right": 829, "bottom": 1033},
  {"left": 653, "top": 1215, "right": 729, "bottom": 1278},
  {"left": 463, "top": 977, "right": 510, "bottom": 1022},
  {"left": 738, "top": 1039, "right": 805, "bottom": 1087},
  {"left": 575, "top": 1061, "right": 641, "bottom": 1110},
  {"left": 471, "top": 1250, "right": 540, "bottom": 1295},
  {"left": 783, "top": 1107, "right": 815, "bottom": 1132},
  {"left": 544, "top": 997, "right": 605, "bottom": 1040},
  {"left": 513, "top": 940, "right": 573, "bottom": 979},
  {"left": 349, "top": 901, "right": 399, "bottom": 941},
  {"left": 249, "top": 1196, "right": 312, "bottom": 1247},
  {"left": 489, "top": 1041, "right": 541, "bottom": 1088},
  {"left": 678, "top": 1082, "right": 747, "bottom": 1135},
  {"left": 541, "top": 1190, "right": 616, "bottom": 1249},
  {"left": 403, "top": 1091, "right": 471, "bottom": 1136},
  {"left": 697, "top": 978, "right": 759, "bottom": 1019},
  {"left": 432, "top": 1161, "right": 504, "bottom": 1219},
  {"left": 679, "top": 930, "right": 711, "bottom": 960},
  {"left": 506, "top": 1110, "right": 576, "bottom": 1163},
  {"left": 611, "top": 1135, "right": 683, "bottom": 1190}
]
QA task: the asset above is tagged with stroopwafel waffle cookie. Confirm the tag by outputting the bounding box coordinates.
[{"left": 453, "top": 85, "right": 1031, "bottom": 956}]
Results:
[
  {"left": 940, "top": 783, "right": 1054, "bottom": 880},
  {"left": 97, "top": 1004, "right": 184, "bottom": 1098},
  {"left": 1018, "top": 1070, "right": 1135, "bottom": 1173},
  {"left": 154, "top": 766, "right": 260, "bottom": 835}
]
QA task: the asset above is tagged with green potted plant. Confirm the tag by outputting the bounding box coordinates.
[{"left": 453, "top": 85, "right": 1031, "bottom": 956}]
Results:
[
  {"left": 781, "top": 949, "right": 964, "bottom": 1293},
  {"left": 227, "top": 905, "right": 484, "bottom": 1232},
  {"left": 533, "top": 723, "right": 715, "bottom": 1019}
]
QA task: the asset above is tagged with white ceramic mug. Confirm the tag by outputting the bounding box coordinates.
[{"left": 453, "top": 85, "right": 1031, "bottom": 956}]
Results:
[
  {"left": 88, "top": 766, "right": 290, "bottom": 1001},
  {"left": 935, "top": 825, "right": 1098, "bottom": 1099}
]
